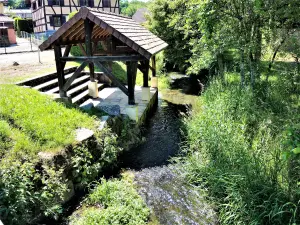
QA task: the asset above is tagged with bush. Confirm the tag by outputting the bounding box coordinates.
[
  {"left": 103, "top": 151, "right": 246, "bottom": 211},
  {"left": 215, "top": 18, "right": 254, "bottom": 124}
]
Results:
[
  {"left": 181, "top": 75, "right": 300, "bottom": 224},
  {"left": 69, "top": 172, "right": 150, "bottom": 225},
  {"left": 14, "top": 18, "right": 33, "bottom": 34}
]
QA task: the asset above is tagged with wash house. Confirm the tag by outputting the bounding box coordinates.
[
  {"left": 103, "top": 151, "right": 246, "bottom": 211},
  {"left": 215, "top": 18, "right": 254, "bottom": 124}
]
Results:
[{"left": 39, "top": 7, "right": 168, "bottom": 109}]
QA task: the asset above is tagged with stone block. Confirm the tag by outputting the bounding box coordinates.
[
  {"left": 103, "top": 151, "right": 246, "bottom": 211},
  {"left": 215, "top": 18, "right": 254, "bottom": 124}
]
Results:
[
  {"left": 151, "top": 77, "right": 158, "bottom": 88},
  {"left": 75, "top": 128, "right": 94, "bottom": 142},
  {"left": 96, "top": 104, "right": 121, "bottom": 116},
  {"left": 126, "top": 104, "right": 139, "bottom": 121},
  {"left": 88, "top": 81, "right": 99, "bottom": 98},
  {"left": 142, "top": 87, "right": 151, "bottom": 101}
]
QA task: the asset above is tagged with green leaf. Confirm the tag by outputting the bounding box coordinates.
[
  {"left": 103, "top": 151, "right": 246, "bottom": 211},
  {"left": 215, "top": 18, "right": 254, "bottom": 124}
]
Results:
[{"left": 292, "top": 147, "right": 300, "bottom": 154}]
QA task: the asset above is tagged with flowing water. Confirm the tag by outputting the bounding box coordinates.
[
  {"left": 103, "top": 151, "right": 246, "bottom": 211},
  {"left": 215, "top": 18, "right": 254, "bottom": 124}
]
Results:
[{"left": 120, "top": 74, "right": 217, "bottom": 225}]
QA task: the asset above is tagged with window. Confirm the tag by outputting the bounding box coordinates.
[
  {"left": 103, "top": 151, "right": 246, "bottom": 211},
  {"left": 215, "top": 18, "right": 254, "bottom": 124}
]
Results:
[
  {"left": 48, "top": 0, "right": 64, "bottom": 6},
  {"left": 79, "top": 0, "right": 94, "bottom": 7},
  {"left": 102, "top": 0, "right": 110, "bottom": 7},
  {"left": 38, "top": 0, "right": 42, "bottom": 7},
  {"left": 32, "top": 2, "right": 37, "bottom": 10},
  {"left": 50, "top": 16, "right": 66, "bottom": 27}
]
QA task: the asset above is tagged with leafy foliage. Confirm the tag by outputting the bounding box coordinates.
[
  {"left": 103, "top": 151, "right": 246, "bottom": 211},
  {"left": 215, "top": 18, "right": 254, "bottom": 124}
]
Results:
[
  {"left": 69, "top": 172, "right": 150, "bottom": 225},
  {"left": 120, "top": 0, "right": 148, "bottom": 17}
]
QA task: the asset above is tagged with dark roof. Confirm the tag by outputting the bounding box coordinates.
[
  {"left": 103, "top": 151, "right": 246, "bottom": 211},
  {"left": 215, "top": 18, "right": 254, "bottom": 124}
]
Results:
[
  {"left": 39, "top": 7, "right": 168, "bottom": 59},
  {"left": 0, "top": 14, "right": 14, "bottom": 23},
  {"left": 132, "top": 8, "right": 150, "bottom": 24}
]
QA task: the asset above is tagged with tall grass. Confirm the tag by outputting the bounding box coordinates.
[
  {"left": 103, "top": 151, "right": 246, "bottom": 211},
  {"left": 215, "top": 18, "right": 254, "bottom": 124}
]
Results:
[{"left": 181, "top": 71, "right": 300, "bottom": 224}]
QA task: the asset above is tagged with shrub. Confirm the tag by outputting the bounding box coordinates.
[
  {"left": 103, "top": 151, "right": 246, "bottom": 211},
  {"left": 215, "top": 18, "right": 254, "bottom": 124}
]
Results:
[
  {"left": 69, "top": 172, "right": 150, "bottom": 225},
  {"left": 14, "top": 18, "right": 33, "bottom": 34},
  {"left": 181, "top": 76, "right": 300, "bottom": 224}
]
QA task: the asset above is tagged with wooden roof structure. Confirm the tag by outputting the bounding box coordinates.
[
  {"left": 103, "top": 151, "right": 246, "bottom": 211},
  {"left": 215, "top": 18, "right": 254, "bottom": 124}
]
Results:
[
  {"left": 39, "top": 7, "right": 167, "bottom": 59},
  {"left": 39, "top": 7, "right": 168, "bottom": 105}
]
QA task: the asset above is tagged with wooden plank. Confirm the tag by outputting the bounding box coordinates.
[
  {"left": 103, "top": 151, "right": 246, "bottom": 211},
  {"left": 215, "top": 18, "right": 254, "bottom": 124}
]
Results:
[
  {"left": 63, "top": 61, "right": 88, "bottom": 92},
  {"left": 94, "top": 61, "right": 129, "bottom": 96},
  {"left": 61, "top": 55, "right": 146, "bottom": 62}
]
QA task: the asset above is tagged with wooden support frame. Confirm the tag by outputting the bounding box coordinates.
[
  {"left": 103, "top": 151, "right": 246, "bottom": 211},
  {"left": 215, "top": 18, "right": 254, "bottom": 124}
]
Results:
[
  {"left": 60, "top": 55, "right": 146, "bottom": 62},
  {"left": 126, "top": 61, "right": 138, "bottom": 105},
  {"left": 63, "top": 61, "right": 89, "bottom": 92},
  {"left": 54, "top": 45, "right": 67, "bottom": 97},
  {"left": 62, "top": 45, "right": 72, "bottom": 70},
  {"left": 94, "top": 61, "right": 129, "bottom": 96}
]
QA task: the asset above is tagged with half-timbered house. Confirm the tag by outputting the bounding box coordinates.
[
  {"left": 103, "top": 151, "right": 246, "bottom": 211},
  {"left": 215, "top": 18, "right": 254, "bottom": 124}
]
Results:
[{"left": 31, "top": 0, "right": 119, "bottom": 33}]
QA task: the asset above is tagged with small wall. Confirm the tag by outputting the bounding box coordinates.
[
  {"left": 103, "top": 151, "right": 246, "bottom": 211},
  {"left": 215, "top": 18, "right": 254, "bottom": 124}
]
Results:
[{"left": 7, "top": 29, "right": 16, "bottom": 44}]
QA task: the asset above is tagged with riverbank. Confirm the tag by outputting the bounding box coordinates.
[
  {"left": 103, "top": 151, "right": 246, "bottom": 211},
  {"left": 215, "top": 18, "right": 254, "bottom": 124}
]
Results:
[{"left": 179, "top": 71, "right": 300, "bottom": 224}]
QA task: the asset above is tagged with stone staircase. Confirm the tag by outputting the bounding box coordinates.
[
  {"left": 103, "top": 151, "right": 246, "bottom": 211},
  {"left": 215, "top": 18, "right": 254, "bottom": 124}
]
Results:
[{"left": 17, "top": 67, "right": 108, "bottom": 105}]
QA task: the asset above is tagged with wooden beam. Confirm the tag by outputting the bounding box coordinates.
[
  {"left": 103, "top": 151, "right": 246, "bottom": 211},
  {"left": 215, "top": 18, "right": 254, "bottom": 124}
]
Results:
[
  {"left": 126, "top": 61, "right": 138, "bottom": 105},
  {"left": 77, "top": 43, "right": 87, "bottom": 56},
  {"left": 54, "top": 45, "right": 67, "bottom": 97},
  {"left": 85, "top": 19, "right": 95, "bottom": 81},
  {"left": 94, "top": 61, "right": 129, "bottom": 96},
  {"left": 63, "top": 61, "right": 88, "bottom": 92},
  {"left": 140, "top": 60, "right": 150, "bottom": 87},
  {"left": 62, "top": 45, "right": 72, "bottom": 70},
  {"left": 151, "top": 55, "right": 156, "bottom": 77},
  {"left": 61, "top": 55, "right": 146, "bottom": 62}
]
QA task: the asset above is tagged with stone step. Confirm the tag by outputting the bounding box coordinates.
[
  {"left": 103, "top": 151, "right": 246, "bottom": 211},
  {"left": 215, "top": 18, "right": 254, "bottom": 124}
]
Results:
[
  {"left": 67, "top": 80, "right": 90, "bottom": 97},
  {"left": 72, "top": 83, "right": 104, "bottom": 104},
  {"left": 33, "top": 73, "right": 73, "bottom": 91},
  {"left": 46, "top": 75, "right": 90, "bottom": 94}
]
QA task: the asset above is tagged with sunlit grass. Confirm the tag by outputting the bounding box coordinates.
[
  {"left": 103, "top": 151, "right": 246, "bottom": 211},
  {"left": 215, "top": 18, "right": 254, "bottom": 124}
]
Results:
[{"left": 0, "top": 85, "right": 96, "bottom": 159}]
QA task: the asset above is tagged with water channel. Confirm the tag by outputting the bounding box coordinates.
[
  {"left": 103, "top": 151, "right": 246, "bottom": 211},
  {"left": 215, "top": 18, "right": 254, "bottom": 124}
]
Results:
[
  {"left": 119, "top": 74, "right": 217, "bottom": 225},
  {"left": 50, "top": 74, "right": 217, "bottom": 225}
]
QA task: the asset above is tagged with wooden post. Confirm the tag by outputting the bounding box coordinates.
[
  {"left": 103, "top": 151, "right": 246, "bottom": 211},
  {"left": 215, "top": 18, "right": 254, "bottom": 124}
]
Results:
[
  {"left": 141, "top": 60, "right": 150, "bottom": 87},
  {"left": 54, "top": 45, "right": 67, "bottom": 97},
  {"left": 151, "top": 56, "right": 156, "bottom": 77},
  {"left": 126, "top": 61, "right": 138, "bottom": 105},
  {"left": 84, "top": 19, "right": 95, "bottom": 81}
]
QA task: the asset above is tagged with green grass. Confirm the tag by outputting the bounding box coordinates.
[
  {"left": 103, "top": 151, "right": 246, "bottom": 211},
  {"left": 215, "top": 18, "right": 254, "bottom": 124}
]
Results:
[
  {"left": 0, "top": 85, "right": 96, "bottom": 158},
  {"left": 180, "top": 67, "right": 300, "bottom": 225},
  {"left": 69, "top": 172, "right": 150, "bottom": 225}
]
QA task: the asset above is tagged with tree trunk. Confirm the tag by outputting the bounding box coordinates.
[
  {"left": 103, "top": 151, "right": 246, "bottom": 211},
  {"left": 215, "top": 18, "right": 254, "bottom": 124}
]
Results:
[
  {"left": 217, "top": 53, "right": 225, "bottom": 83},
  {"left": 249, "top": 53, "right": 255, "bottom": 89},
  {"left": 240, "top": 48, "right": 245, "bottom": 87}
]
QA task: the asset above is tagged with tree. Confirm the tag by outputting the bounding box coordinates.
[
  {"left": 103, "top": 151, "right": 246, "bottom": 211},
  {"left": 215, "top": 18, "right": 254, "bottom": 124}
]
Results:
[{"left": 120, "top": 0, "right": 148, "bottom": 17}]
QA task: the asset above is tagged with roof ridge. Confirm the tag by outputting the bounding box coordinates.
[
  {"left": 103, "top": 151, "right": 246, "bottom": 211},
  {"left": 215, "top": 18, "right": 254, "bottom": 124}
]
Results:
[{"left": 84, "top": 7, "right": 132, "bottom": 20}]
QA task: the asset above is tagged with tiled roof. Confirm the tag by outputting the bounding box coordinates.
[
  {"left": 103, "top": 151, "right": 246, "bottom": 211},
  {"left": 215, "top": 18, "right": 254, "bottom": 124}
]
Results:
[{"left": 39, "top": 7, "right": 168, "bottom": 59}]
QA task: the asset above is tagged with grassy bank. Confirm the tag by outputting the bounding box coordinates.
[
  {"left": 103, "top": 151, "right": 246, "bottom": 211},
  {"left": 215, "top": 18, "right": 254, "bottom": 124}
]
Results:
[
  {"left": 69, "top": 172, "right": 150, "bottom": 225},
  {"left": 0, "top": 85, "right": 125, "bottom": 224},
  {"left": 180, "top": 68, "right": 300, "bottom": 224}
]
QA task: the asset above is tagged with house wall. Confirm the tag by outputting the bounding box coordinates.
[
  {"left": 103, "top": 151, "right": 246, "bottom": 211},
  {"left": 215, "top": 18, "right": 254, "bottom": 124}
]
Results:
[{"left": 32, "top": 0, "right": 120, "bottom": 33}]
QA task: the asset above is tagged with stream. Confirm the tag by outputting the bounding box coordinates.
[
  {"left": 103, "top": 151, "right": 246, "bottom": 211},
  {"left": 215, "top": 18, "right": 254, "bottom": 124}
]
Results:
[
  {"left": 48, "top": 74, "right": 217, "bottom": 225},
  {"left": 119, "top": 74, "right": 217, "bottom": 225}
]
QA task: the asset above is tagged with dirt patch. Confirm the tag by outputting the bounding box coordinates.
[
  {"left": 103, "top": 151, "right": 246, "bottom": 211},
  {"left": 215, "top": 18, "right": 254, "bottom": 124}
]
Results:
[{"left": 0, "top": 62, "right": 56, "bottom": 84}]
